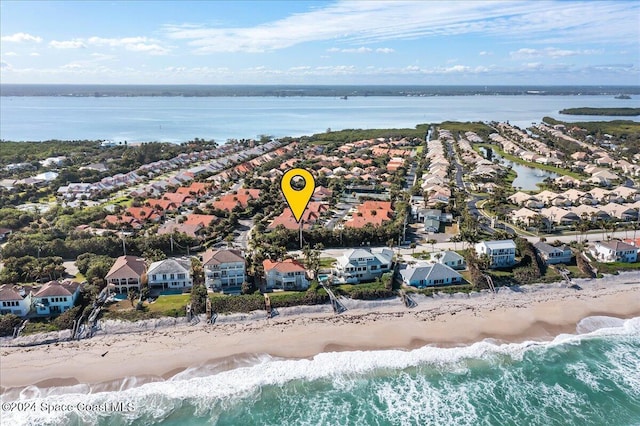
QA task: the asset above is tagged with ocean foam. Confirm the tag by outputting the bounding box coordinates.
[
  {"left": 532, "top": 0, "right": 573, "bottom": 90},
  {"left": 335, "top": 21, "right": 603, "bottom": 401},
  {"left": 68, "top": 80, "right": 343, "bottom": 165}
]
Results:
[{"left": 2, "top": 316, "right": 638, "bottom": 425}]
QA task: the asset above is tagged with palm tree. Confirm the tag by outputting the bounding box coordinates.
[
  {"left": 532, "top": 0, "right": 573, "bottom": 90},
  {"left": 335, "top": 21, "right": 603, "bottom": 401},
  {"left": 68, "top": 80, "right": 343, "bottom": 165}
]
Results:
[{"left": 427, "top": 238, "right": 437, "bottom": 252}]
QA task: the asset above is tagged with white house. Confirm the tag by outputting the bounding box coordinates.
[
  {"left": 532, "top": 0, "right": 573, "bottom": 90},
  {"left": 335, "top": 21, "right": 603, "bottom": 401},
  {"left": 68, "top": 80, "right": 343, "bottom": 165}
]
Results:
[
  {"left": 399, "top": 263, "right": 463, "bottom": 288},
  {"left": 263, "top": 259, "right": 309, "bottom": 290},
  {"left": 0, "top": 284, "right": 32, "bottom": 317},
  {"left": 32, "top": 280, "right": 80, "bottom": 316},
  {"left": 333, "top": 248, "right": 393, "bottom": 284},
  {"left": 147, "top": 258, "right": 192, "bottom": 291},
  {"left": 592, "top": 240, "right": 638, "bottom": 263},
  {"left": 475, "top": 240, "right": 517, "bottom": 268},
  {"left": 202, "top": 249, "right": 246, "bottom": 292},
  {"left": 533, "top": 242, "right": 573, "bottom": 265},
  {"left": 430, "top": 251, "right": 466, "bottom": 270}
]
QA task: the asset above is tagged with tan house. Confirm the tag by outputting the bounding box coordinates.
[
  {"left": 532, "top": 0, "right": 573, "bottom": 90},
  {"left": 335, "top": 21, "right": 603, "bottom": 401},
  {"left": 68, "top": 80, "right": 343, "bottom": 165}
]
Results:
[{"left": 105, "top": 256, "right": 147, "bottom": 294}]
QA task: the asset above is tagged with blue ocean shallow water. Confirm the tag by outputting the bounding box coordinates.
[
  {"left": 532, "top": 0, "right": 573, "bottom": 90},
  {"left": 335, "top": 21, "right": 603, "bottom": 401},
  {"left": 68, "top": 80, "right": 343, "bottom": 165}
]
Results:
[{"left": 1, "top": 94, "right": 638, "bottom": 143}]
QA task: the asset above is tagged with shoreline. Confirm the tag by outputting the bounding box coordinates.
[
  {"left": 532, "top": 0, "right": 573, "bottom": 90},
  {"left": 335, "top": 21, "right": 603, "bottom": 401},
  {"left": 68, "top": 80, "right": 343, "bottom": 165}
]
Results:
[{"left": 1, "top": 274, "right": 639, "bottom": 395}]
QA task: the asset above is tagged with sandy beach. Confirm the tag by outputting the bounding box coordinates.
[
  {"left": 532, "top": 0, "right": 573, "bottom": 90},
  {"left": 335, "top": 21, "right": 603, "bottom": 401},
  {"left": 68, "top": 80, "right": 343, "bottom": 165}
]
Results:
[{"left": 1, "top": 273, "right": 639, "bottom": 393}]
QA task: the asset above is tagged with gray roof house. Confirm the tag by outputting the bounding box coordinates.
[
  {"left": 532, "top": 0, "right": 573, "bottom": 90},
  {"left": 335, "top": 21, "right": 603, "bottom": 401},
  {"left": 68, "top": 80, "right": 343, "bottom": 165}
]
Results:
[
  {"left": 533, "top": 242, "right": 573, "bottom": 265},
  {"left": 430, "top": 250, "right": 466, "bottom": 270},
  {"left": 400, "top": 263, "right": 462, "bottom": 288},
  {"left": 334, "top": 248, "right": 393, "bottom": 284},
  {"left": 147, "top": 258, "right": 193, "bottom": 292}
]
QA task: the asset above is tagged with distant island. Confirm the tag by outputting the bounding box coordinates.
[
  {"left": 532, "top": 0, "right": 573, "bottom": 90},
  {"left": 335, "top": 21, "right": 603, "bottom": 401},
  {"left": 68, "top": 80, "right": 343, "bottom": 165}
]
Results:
[
  {"left": 559, "top": 107, "right": 640, "bottom": 116},
  {"left": 615, "top": 94, "right": 631, "bottom": 99},
  {"left": 1, "top": 84, "right": 640, "bottom": 97}
]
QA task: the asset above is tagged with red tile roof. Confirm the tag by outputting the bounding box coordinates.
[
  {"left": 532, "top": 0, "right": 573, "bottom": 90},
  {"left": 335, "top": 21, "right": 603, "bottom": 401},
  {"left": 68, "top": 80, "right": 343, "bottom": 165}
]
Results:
[
  {"left": 344, "top": 201, "right": 393, "bottom": 228},
  {"left": 183, "top": 214, "right": 218, "bottom": 227},
  {"left": 263, "top": 258, "right": 306, "bottom": 273},
  {"left": 212, "top": 189, "right": 261, "bottom": 211},
  {"left": 145, "top": 199, "right": 178, "bottom": 212}
]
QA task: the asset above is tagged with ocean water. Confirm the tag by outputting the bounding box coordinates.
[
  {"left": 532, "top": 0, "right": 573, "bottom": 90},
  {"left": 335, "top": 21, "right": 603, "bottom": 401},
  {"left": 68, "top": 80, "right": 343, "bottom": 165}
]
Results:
[
  {"left": 2, "top": 316, "right": 639, "bottom": 426},
  {"left": 1, "top": 95, "right": 638, "bottom": 143}
]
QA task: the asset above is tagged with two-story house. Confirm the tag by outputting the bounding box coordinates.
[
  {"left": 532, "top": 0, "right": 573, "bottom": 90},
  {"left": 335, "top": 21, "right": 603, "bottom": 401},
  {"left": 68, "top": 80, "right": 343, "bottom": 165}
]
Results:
[
  {"left": 105, "top": 255, "right": 147, "bottom": 294},
  {"left": 147, "top": 258, "right": 192, "bottom": 292},
  {"left": 0, "top": 284, "right": 32, "bottom": 317},
  {"left": 333, "top": 248, "right": 393, "bottom": 284},
  {"left": 592, "top": 240, "right": 638, "bottom": 263},
  {"left": 32, "top": 280, "right": 80, "bottom": 316},
  {"left": 399, "top": 262, "right": 463, "bottom": 288},
  {"left": 533, "top": 242, "right": 573, "bottom": 265},
  {"left": 263, "top": 259, "right": 309, "bottom": 290},
  {"left": 202, "top": 249, "right": 246, "bottom": 293},
  {"left": 475, "top": 240, "right": 517, "bottom": 268}
]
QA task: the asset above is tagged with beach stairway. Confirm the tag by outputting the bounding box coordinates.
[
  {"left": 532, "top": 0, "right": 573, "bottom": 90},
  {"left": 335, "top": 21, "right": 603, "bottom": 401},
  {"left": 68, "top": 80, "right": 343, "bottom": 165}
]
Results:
[
  {"left": 320, "top": 283, "right": 347, "bottom": 314},
  {"left": 13, "top": 319, "right": 29, "bottom": 338},
  {"left": 398, "top": 289, "right": 417, "bottom": 308},
  {"left": 483, "top": 274, "right": 496, "bottom": 294}
]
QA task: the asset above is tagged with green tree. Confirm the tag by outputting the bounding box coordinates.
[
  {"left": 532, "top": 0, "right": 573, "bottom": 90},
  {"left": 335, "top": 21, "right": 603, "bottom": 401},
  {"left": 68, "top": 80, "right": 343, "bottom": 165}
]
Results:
[
  {"left": 190, "top": 284, "right": 208, "bottom": 314},
  {"left": 191, "top": 257, "right": 205, "bottom": 287},
  {"left": 241, "top": 281, "right": 255, "bottom": 295}
]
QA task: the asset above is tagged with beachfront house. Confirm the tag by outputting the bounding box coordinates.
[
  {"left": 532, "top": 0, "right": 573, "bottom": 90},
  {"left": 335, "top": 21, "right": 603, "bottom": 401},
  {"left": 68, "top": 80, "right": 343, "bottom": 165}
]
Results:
[
  {"left": 202, "top": 249, "right": 246, "bottom": 293},
  {"left": 333, "top": 248, "right": 393, "bottom": 284},
  {"left": 475, "top": 240, "right": 517, "bottom": 268},
  {"left": 533, "top": 242, "right": 573, "bottom": 265},
  {"left": 430, "top": 250, "right": 466, "bottom": 270},
  {"left": 263, "top": 259, "right": 309, "bottom": 291},
  {"left": 105, "top": 255, "right": 147, "bottom": 294},
  {"left": 399, "top": 263, "right": 462, "bottom": 288},
  {"left": 32, "top": 280, "right": 80, "bottom": 316},
  {"left": 592, "top": 240, "right": 638, "bottom": 263},
  {"left": 147, "top": 258, "right": 193, "bottom": 292},
  {"left": 0, "top": 284, "right": 32, "bottom": 317}
]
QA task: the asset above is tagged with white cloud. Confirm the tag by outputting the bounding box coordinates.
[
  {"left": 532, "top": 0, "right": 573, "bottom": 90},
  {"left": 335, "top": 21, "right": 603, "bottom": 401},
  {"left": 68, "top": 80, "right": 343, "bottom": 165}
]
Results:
[
  {"left": 327, "top": 46, "right": 393, "bottom": 54},
  {"left": 29, "top": 52, "right": 40, "bottom": 57},
  {"left": 479, "top": 51, "right": 492, "bottom": 56},
  {"left": 1, "top": 32, "right": 42, "bottom": 43},
  {"left": 163, "top": 1, "right": 639, "bottom": 53},
  {"left": 50, "top": 39, "right": 86, "bottom": 49},
  {"left": 4, "top": 52, "right": 18, "bottom": 56},
  {"left": 510, "top": 47, "right": 603, "bottom": 59},
  {"left": 47, "top": 36, "right": 170, "bottom": 55},
  {"left": 0, "top": 61, "right": 11, "bottom": 70}
]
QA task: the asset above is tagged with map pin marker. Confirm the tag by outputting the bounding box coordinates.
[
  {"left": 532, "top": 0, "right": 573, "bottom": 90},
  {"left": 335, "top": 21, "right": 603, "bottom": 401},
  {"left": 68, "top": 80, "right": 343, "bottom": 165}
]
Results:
[{"left": 281, "top": 168, "right": 316, "bottom": 222}]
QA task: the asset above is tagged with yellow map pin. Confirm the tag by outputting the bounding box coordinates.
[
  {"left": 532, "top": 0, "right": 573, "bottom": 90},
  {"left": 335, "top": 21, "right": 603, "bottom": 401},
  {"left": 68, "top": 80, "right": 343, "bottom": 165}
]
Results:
[{"left": 281, "top": 168, "right": 315, "bottom": 222}]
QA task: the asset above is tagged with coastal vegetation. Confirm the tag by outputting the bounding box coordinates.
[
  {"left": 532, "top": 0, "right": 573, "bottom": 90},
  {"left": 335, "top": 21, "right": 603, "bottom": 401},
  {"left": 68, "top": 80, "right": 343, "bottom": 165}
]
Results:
[
  {"left": 559, "top": 107, "right": 640, "bottom": 116},
  {"left": 542, "top": 117, "right": 640, "bottom": 140}
]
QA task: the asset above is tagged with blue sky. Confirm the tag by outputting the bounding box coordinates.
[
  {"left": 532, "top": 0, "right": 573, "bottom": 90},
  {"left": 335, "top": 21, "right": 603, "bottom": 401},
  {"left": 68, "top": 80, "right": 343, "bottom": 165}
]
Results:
[{"left": 1, "top": 0, "right": 638, "bottom": 85}]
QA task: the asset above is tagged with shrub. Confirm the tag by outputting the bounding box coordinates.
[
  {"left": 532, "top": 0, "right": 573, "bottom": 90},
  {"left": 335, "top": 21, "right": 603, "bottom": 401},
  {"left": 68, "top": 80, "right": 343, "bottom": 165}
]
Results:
[
  {"left": 53, "top": 305, "right": 83, "bottom": 330},
  {"left": 210, "top": 294, "right": 265, "bottom": 314},
  {"left": 0, "top": 314, "right": 22, "bottom": 337}
]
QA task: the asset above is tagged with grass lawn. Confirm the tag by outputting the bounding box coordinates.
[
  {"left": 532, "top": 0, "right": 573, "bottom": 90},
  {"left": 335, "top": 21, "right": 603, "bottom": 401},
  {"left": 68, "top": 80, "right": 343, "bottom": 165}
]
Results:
[
  {"left": 476, "top": 143, "right": 586, "bottom": 180},
  {"left": 147, "top": 294, "right": 190, "bottom": 313},
  {"left": 594, "top": 261, "right": 640, "bottom": 274},
  {"left": 335, "top": 281, "right": 386, "bottom": 294},
  {"left": 415, "top": 146, "right": 424, "bottom": 155},
  {"left": 319, "top": 257, "right": 336, "bottom": 268},
  {"left": 413, "top": 251, "right": 431, "bottom": 260},
  {"left": 111, "top": 196, "right": 133, "bottom": 207}
]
